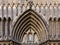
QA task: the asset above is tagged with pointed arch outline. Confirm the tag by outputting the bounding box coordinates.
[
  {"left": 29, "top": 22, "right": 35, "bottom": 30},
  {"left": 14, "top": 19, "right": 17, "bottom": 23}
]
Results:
[{"left": 12, "top": 9, "right": 49, "bottom": 43}]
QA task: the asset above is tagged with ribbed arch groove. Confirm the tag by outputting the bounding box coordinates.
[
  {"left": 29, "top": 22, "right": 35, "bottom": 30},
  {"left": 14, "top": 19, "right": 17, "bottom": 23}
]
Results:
[{"left": 12, "top": 9, "right": 48, "bottom": 44}]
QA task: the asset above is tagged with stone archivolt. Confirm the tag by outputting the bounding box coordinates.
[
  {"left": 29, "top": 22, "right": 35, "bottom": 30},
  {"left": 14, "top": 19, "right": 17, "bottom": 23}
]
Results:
[{"left": 12, "top": 9, "right": 48, "bottom": 44}]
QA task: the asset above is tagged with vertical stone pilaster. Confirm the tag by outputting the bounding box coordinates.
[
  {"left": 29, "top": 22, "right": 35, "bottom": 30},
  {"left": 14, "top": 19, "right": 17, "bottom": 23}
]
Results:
[
  {"left": 15, "top": 4, "right": 18, "bottom": 16},
  {"left": 17, "top": 4, "right": 21, "bottom": 16},
  {"left": 2, "top": 19, "right": 3, "bottom": 40},
  {"left": 58, "top": 18, "right": 60, "bottom": 39},
  {"left": 52, "top": 18, "right": 54, "bottom": 39},
  {"left": 41, "top": 6, "right": 45, "bottom": 15},
  {"left": 5, "top": 19, "right": 8, "bottom": 39},
  {"left": 0, "top": 19, "right": 2, "bottom": 36},
  {"left": 11, "top": 4, "right": 13, "bottom": 20},
  {"left": 36, "top": 4, "right": 40, "bottom": 13},
  {"left": 56, "top": 19, "right": 58, "bottom": 39},
  {"left": 2, "top": 4, "right": 4, "bottom": 39}
]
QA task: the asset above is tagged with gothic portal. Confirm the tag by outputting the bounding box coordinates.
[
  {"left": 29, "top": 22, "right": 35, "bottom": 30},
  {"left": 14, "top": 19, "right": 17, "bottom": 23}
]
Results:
[
  {"left": 12, "top": 9, "right": 48, "bottom": 45},
  {"left": 0, "top": 0, "right": 60, "bottom": 45}
]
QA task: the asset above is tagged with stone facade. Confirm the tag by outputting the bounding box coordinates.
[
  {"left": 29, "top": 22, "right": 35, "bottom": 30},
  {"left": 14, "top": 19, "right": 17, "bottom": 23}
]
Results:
[{"left": 0, "top": 0, "right": 60, "bottom": 45}]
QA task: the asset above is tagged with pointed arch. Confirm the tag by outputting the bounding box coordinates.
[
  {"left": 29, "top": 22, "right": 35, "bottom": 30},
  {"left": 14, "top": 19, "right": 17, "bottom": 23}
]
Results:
[
  {"left": 49, "top": 17, "right": 52, "bottom": 21},
  {"left": 12, "top": 9, "right": 48, "bottom": 44}
]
